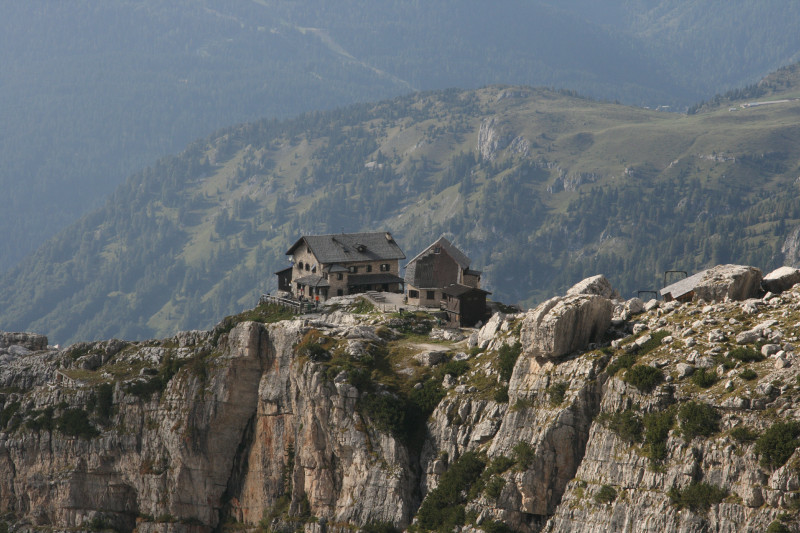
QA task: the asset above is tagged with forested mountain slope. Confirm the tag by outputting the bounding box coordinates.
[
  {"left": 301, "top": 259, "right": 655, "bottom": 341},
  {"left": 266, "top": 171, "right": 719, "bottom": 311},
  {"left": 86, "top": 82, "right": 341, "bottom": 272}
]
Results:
[
  {"left": 3, "top": 65, "right": 800, "bottom": 344},
  {"left": 4, "top": 0, "right": 800, "bottom": 273}
]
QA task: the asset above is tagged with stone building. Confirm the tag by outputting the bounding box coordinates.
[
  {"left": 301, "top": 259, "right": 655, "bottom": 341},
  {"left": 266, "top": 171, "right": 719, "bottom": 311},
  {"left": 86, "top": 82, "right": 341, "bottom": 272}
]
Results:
[
  {"left": 404, "top": 236, "right": 482, "bottom": 308},
  {"left": 278, "top": 232, "right": 406, "bottom": 301}
]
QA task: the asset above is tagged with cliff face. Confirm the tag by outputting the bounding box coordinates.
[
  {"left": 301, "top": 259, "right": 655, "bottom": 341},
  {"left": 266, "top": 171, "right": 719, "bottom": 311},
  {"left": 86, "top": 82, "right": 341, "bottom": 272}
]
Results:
[{"left": 0, "top": 275, "right": 799, "bottom": 533}]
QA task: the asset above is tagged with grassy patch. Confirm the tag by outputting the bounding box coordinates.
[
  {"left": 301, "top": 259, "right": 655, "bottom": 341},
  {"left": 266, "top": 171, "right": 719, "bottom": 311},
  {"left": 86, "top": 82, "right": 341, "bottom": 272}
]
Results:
[{"left": 349, "top": 297, "right": 376, "bottom": 314}]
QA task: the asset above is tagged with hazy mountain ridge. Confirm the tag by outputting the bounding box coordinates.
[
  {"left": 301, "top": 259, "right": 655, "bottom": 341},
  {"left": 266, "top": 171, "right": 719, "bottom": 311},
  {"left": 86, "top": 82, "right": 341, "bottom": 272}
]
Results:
[
  {"left": 4, "top": 0, "right": 800, "bottom": 273},
  {"left": 3, "top": 65, "right": 800, "bottom": 344}
]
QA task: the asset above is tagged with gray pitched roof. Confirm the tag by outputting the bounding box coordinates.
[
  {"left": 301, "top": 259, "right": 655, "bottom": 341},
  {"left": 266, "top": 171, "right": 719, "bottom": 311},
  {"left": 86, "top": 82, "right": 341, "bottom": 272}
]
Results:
[
  {"left": 442, "top": 283, "right": 491, "bottom": 297},
  {"left": 287, "top": 232, "right": 405, "bottom": 263},
  {"left": 660, "top": 270, "right": 706, "bottom": 299},
  {"left": 406, "top": 236, "right": 471, "bottom": 270},
  {"left": 294, "top": 274, "right": 330, "bottom": 288}
]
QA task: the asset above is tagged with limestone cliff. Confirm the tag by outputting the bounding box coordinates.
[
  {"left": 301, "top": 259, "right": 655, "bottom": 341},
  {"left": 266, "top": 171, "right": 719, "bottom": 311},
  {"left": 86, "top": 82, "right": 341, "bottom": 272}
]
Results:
[{"left": 0, "top": 275, "right": 799, "bottom": 533}]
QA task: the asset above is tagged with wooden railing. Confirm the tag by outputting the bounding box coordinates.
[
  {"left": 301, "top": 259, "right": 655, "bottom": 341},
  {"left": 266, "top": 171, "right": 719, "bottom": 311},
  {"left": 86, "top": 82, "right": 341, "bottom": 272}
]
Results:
[{"left": 259, "top": 294, "right": 316, "bottom": 314}]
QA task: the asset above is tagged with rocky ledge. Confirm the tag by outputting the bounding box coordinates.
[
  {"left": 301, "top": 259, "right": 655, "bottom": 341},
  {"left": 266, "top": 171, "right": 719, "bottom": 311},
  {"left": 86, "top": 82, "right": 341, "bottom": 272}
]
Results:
[{"left": 0, "top": 265, "right": 797, "bottom": 533}]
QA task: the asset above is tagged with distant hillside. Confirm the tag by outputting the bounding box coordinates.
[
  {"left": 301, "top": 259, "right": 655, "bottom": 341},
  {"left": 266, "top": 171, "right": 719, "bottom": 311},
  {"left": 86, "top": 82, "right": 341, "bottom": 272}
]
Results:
[
  {"left": 4, "top": 0, "right": 800, "bottom": 274},
  {"left": 3, "top": 65, "right": 800, "bottom": 344}
]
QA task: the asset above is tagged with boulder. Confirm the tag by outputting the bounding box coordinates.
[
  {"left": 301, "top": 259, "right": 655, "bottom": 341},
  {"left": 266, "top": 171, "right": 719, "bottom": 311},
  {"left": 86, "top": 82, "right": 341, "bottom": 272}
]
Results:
[
  {"left": 566, "top": 274, "right": 619, "bottom": 300},
  {"left": 692, "top": 264, "right": 764, "bottom": 302},
  {"left": 625, "top": 297, "right": 645, "bottom": 315},
  {"left": 762, "top": 266, "right": 800, "bottom": 294},
  {"left": 520, "top": 294, "right": 614, "bottom": 359},
  {"left": 676, "top": 363, "right": 695, "bottom": 379},
  {"left": 414, "top": 350, "right": 448, "bottom": 367}
]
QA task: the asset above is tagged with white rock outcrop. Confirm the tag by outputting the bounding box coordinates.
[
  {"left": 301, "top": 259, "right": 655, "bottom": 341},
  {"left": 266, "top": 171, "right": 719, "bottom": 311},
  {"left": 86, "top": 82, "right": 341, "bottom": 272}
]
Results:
[
  {"left": 762, "top": 266, "right": 800, "bottom": 293},
  {"left": 520, "top": 294, "right": 614, "bottom": 359}
]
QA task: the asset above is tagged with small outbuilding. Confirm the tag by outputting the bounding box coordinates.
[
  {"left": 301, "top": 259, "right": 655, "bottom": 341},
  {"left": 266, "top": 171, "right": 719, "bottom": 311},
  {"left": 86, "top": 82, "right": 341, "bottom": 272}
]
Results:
[{"left": 442, "top": 284, "right": 491, "bottom": 328}]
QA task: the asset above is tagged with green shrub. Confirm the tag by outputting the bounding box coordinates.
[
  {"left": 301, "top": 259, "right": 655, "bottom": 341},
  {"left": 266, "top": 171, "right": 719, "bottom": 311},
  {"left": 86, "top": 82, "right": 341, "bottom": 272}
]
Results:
[
  {"left": 636, "top": 331, "right": 670, "bottom": 354},
  {"left": 643, "top": 409, "right": 674, "bottom": 466},
  {"left": 597, "top": 409, "right": 643, "bottom": 443},
  {"left": 469, "top": 346, "right": 486, "bottom": 357},
  {"left": 95, "top": 383, "right": 114, "bottom": 421},
  {"left": 512, "top": 441, "right": 535, "bottom": 469},
  {"left": 690, "top": 368, "right": 717, "bottom": 388},
  {"left": 125, "top": 351, "right": 185, "bottom": 398},
  {"left": 360, "top": 393, "right": 406, "bottom": 437},
  {"left": 729, "top": 426, "right": 757, "bottom": 444},
  {"left": 766, "top": 521, "right": 791, "bottom": 533},
  {"left": 739, "top": 368, "right": 758, "bottom": 381},
  {"left": 594, "top": 484, "right": 617, "bottom": 505},
  {"left": 547, "top": 381, "right": 569, "bottom": 406},
  {"left": 486, "top": 455, "right": 515, "bottom": 476},
  {"left": 360, "top": 522, "right": 400, "bottom": 533},
  {"left": 605, "top": 352, "right": 636, "bottom": 377},
  {"left": 484, "top": 476, "right": 505, "bottom": 499},
  {"left": 497, "top": 342, "right": 522, "bottom": 383},
  {"left": 493, "top": 385, "right": 509, "bottom": 403},
  {"left": 434, "top": 360, "right": 469, "bottom": 381},
  {"left": 56, "top": 408, "right": 100, "bottom": 439},
  {"left": 729, "top": 346, "right": 765, "bottom": 363},
  {"left": 754, "top": 421, "right": 800, "bottom": 469},
  {"left": 678, "top": 401, "right": 720, "bottom": 441},
  {"left": 415, "top": 451, "right": 486, "bottom": 531},
  {"left": 667, "top": 482, "right": 728, "bottom": 513},
  {"left": 623, "top": 365, "right": 664, "bottom": 393},
  {"left": 409, "top": 379, "right": 446, "bottom": 417},
  {"left": 0, "top": 401, "right": 20, "bottom": 430},
  {"left": 480, "top": 520, "right": 514, "bottom": 533}
]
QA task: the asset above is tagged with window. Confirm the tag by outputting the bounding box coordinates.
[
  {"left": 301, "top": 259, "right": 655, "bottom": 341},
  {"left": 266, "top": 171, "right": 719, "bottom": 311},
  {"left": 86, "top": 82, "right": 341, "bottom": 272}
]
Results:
[
  {"left": 349, "top": 266, "right": 358, "bottom": 273},
  {"left": 408, "top": 290, "right": 419, "bottom": 298},
  {"left": 298, "top": 261, "right": 304, "bottom": 269},
  {"left": 337, "top": 289, "right": 343, "bottom": 296},
  {"left": 427, "top": 291, "right": 436, "bottom": 300},
  {"left": 434, "top": 246, "right": 441, "bottom": 254},
  {"left": 305, "top": 263, "right": 310, "bottom": 271},
  {"left": 366, "top": 265, "right": 372, "bottom": 273},
  {"left": 337, "top": 273, "right": 343, "bottom": 280},
  {"left": 380, "top": 263, "right": 390, "bottom": 272}
]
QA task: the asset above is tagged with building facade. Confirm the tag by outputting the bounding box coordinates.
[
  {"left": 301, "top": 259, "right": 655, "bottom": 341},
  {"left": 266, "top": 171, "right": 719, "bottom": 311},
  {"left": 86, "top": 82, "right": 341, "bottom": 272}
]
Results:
[
  {"left": 404, "top": 236, "right": 482, "bottom": 308},
  {"left": 277, "top": 232, "right": 406, "bottom": 301}
]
